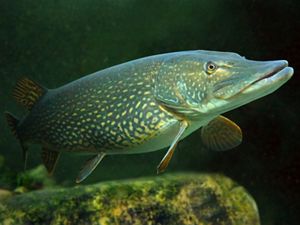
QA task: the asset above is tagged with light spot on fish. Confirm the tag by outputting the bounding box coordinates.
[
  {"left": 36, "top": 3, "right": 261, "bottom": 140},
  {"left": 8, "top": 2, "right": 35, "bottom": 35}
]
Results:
[
  {"left": 146, "top": 112, "right": 153, "bottom": 119},
  {"left": 135, "top": 101, "right": 141, "bottom": 108}
]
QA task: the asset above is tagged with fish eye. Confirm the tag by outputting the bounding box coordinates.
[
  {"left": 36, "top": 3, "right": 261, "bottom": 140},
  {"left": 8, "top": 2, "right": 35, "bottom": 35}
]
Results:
[{"left": 205, "top": 61, "right": 218, "bottom": 74}]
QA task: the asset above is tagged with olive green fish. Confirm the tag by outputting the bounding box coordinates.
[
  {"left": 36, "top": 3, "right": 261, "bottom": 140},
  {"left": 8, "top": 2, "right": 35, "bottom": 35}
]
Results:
[{"left": 5, "top": 50, "right": 294, "bottom": 183}]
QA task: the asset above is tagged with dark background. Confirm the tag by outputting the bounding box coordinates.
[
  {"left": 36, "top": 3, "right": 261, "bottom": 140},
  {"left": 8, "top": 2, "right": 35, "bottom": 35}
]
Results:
[{"left": 1, "top": 0, "right": 299, "bottom": 224}]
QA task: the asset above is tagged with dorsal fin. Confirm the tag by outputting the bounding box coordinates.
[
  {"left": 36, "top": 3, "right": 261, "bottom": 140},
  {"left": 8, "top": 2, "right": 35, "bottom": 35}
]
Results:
[{"left": 13, "top": 77, "right": 47, "bottom": 110}]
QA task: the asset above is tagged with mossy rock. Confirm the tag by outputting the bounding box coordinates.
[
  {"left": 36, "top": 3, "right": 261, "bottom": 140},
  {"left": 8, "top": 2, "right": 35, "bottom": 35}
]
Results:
[
  {"left": 16, "top": 165, "right": 56, "bottom": 191},
  {"left": 0, "top": 189, "right": 13, "bottom": 201},
  {"left": 0, "top": 159, "right": 55, "bottom": 192},
  {"left": 0, "top": 173, "right": 260, "bottom": 225}
]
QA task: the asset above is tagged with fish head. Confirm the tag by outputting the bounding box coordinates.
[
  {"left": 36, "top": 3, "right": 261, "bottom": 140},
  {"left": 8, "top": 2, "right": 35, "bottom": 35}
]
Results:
[{"left": 155, "top": 50, "right": 293, "bottom": 118}]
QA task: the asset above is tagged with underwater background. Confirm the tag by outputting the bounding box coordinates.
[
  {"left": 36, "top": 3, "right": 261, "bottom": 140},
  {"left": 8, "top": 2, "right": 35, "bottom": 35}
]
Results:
[{"left": 0, "top": 0, "right": 299, "bottom": 224}]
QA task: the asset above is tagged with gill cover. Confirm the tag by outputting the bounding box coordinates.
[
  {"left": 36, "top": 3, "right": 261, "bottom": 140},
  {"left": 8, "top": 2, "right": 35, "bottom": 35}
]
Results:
[{"left": 154, "top": 53, "right": 207, "bottom": 118}]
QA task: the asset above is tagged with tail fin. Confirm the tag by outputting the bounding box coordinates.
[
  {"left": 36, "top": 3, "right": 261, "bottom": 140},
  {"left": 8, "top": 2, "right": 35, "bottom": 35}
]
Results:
[
  {"left": 5, "top": 112, "right": 28, "bottom": 169},
  {"left": 5, "top": 112, "right": 19, "bottom": 138},
  {"left": 13, "top": 77, "right": 47, "bottom": 110}
]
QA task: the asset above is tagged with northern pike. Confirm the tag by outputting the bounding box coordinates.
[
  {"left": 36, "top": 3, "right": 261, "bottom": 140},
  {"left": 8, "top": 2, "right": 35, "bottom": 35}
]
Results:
[{"left": 5, "top": 50, "right": 293, "bottom": 183}]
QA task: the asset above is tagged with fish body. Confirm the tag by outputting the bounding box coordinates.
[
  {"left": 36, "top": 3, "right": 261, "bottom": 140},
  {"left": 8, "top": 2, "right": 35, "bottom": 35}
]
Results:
[
  {"left": 16, "top": 52, "right": 206, "bottom": 155},
  {"left": 5, "top": 50, "right": 294, "bottom": 182},
  {"left": 18, "top": 54, "right": 176, "bottom": 154}
]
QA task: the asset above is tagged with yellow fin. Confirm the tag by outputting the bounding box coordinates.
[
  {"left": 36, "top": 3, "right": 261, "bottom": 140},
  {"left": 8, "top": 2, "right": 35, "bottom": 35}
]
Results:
[
  {"left": 41, "top": 148, "right": 61, "bottom": 175},
  {"left": 201, "top": 116, "right": 242, "bottom": 151},
  {"left": 157, "top": 146, "right": 176, "bottom": 174},
  {"left": 13, "top": 77, "right": 47, "bottom": 110},
  {"left": 76, "top": 153, "right": 105, "bottom": 183},
  {"left": 157, "top": 120, "right": 188, "bottom": 174}
]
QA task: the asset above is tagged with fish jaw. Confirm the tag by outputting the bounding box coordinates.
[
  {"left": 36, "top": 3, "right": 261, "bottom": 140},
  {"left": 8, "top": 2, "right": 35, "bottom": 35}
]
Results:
[
  {"left": 223, "top": 62, "right": 294, "bottom": 112},
  {"left": 241, "top": 66, "right": 293, "bottom": 96}
]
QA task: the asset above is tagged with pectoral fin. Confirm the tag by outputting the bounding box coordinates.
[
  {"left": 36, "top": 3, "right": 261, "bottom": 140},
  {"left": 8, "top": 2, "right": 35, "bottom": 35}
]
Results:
[
  {"left": 201, "top": 115, "right": 242, "bottom": 151},
  {"left": 41, "top": 148, "right": 61, "bottom": 175},
  {"left": 157, "top": 120, "right": 188, "bottom": 174},
  {"left": 76, "top": 153, "right": 106, "bottom": 183}
]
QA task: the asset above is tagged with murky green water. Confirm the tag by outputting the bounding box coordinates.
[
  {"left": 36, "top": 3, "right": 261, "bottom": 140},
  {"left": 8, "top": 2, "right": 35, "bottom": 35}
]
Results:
[{"left": 1, "top": 1, "right": 299, "bottom": 224}]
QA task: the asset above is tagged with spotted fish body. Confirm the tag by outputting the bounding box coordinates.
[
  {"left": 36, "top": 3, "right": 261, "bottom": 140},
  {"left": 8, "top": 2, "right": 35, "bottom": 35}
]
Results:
[
  {"left": 18, "top": 55, "right": 177, "bottom": 154},
  {"left": 6, "top": 50, "right": 293, "bottom": 182}
]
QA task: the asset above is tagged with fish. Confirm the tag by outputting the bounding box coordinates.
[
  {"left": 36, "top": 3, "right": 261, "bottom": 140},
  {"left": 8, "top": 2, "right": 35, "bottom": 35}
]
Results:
[{"left": 5, "top": 50, "right": 294, "bottom": 183}]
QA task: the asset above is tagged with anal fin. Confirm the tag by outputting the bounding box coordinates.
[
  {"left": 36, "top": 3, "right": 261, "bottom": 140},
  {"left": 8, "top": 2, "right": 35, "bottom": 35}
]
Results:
[
  {"left": 157, "top": 120, "right": 188, "bottom": 174},
  {"left": 41, "top": 148, "right": 61, "bottom": 175},
  {"left": 76, "top": 153, "right": 106, "bottom": 183}
]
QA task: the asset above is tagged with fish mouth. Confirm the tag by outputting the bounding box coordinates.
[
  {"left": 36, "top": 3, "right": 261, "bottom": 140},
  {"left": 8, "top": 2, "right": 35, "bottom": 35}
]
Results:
[
  {"left": 241, "top": 61, "right": 293, "bottom": 95},
  {"left": 252, "top": 61, "right": 288, "bottom": 84}
]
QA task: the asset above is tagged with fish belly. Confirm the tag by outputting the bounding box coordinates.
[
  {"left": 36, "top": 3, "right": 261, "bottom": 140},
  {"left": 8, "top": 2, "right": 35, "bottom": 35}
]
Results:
[
  {"left": 107, "top": 120, "right": 180, "bottom": 154},
  {"left": 106, "top": 117, "right": 212, "bottom": 155}
]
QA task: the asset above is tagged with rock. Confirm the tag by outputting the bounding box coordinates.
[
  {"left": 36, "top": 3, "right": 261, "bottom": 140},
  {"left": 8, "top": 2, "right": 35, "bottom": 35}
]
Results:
[
  {"left": 0, "top": 189, "right": 13, "bottom": 201},
  {"left": 0, "top": 160, "right": 56, "bottom": 192},
  {"left": 13, "top": 186, "right": 29, "bottom": 195},
  {"left": 0, "top": 173, "right": 260, "bottom": 225},
  {"left": 17, "top": 165, "right": 56, "bottom": 191},
  {"left": 0, "top": 155, "right": 55, "bottom": 192}
]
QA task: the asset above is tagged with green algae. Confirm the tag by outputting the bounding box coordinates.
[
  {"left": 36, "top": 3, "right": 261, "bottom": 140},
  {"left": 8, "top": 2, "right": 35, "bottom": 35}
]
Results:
[
  {"left": 0, "top": 154, "right": 55, "bottom": 202},
  {"left": 16, "top": 165, "right": 55, "bottom": 191},
  {"left": 0, "top": 173, "right": 260, "bottom": 225}
]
